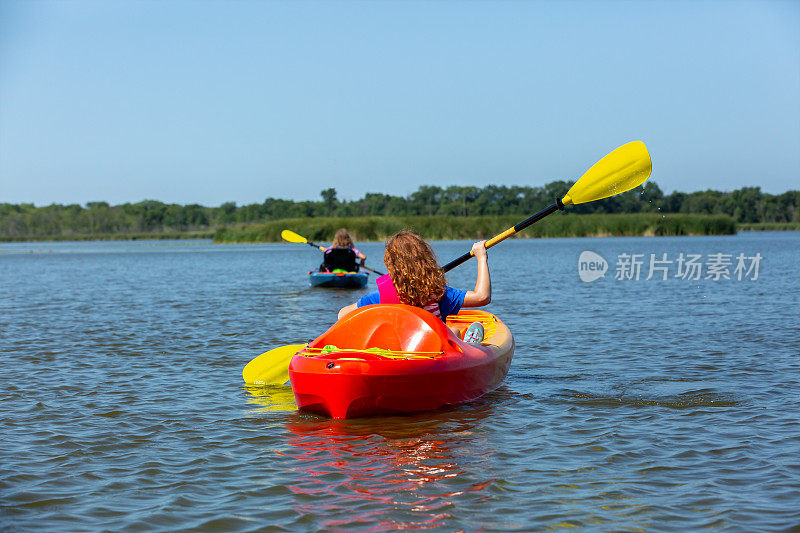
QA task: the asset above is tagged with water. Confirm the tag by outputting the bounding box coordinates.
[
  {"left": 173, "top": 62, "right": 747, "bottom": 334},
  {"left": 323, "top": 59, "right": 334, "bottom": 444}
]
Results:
[{"left": 1, "top": 233, "right": 798, "bottom": 531}]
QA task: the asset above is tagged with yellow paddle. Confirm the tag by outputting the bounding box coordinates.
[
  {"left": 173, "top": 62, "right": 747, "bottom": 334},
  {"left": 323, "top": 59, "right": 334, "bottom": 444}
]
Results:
[
  {"left": 442, "top": 141, "right": 652, "bottom": 272},
  {"left": 281, "top": 229, "right": 386, "bottom": 276},
  {"left": 242, "top": 343, "right": 308, "bottom": 385}
]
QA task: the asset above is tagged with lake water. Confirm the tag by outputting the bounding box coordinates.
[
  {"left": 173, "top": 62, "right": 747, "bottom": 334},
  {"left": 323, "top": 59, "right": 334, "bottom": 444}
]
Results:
[{"left": 1, "top": 232, "right": 798, "bottom": 531}]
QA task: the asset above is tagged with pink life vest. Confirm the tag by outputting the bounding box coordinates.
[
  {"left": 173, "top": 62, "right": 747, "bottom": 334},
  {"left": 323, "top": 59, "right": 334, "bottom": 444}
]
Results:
[{"left": 376, "top": 274, "right": 442, "bottom": 320}]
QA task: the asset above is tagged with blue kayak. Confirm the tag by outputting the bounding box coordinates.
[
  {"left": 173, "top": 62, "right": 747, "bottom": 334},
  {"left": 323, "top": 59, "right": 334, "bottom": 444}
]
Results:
[{"left": 308, "top": 269, "right": 369, "bottom": 289}]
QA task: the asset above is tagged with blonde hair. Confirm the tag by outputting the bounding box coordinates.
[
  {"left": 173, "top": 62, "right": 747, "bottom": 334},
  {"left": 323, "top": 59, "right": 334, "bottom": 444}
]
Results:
[
  {"left": 384, "top": 231, "right": 446, "bottom": 307},
  {"left": 332, "top": 228, "right": 354, "bottom": 248}
]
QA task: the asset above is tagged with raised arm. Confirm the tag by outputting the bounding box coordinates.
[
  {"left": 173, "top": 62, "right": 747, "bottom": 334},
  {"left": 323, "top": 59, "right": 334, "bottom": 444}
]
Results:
[{"left": 461, "top": 240, "right": 491, "bottom": 307}]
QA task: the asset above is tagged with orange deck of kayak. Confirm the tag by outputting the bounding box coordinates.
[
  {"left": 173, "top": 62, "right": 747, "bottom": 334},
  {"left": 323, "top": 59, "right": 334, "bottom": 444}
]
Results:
[{"left": 288, "top": 304, "right": 514, "bottom": 419}]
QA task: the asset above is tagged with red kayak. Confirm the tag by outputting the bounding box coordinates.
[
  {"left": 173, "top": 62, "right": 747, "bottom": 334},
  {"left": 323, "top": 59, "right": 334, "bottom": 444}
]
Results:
[{"left": 288, "top": 304, "right": 514, "bottom": 419}]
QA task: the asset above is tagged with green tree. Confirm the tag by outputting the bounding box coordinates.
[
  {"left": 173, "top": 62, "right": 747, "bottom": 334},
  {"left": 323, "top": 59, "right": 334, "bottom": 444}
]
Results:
[
  {"left": 218, "top": 202, "right": 237, "bottom": 224},
  {"left": 321, "top": 188, "right": 337, "bottom": 216},
  {"left": 409, "top": 186, "right": 443, "bottom": 216}
]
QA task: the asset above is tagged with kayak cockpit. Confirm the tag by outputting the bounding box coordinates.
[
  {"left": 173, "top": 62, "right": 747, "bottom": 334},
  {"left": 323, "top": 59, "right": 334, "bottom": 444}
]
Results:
[{"left": 307, "top": 304, "right": 463, "bottom": 354}]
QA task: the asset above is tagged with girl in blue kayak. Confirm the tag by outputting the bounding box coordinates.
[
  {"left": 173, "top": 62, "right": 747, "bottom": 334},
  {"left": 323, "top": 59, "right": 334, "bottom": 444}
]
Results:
[
  {"left": 320, "top": 228, "right": 367, "bottom": 272},
  {"left": 337, "top": 231, "right": 489, "bottom": 342}
]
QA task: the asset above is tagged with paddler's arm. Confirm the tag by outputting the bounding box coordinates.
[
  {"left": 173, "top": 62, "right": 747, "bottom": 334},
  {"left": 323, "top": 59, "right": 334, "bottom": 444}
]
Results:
[
  {"left": 351, "top": 246, "right": 366, "bottom": 261},
  {"left": 338, "top": 291, "right": 378, "bottom": 320},
  {"left": 461, "top": 240, "right": 491, "bottom": 307},
  {"left": 338, "top": 302, "right": 358, "bottom": 320}
]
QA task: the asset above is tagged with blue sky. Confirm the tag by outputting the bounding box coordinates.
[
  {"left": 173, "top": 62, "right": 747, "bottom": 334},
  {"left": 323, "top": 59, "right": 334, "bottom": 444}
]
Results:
[{"left": 1, "top": 0, "right": 798, "bottom": 207}]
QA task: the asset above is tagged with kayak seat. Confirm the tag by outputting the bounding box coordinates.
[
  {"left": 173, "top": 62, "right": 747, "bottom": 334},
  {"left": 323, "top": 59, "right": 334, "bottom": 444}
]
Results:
[
  {"left": 320, "top": 248, "right": 358, "bottom": 272},
  {"left": 309, "top": 304, "right": 462, "bottom": 354}
]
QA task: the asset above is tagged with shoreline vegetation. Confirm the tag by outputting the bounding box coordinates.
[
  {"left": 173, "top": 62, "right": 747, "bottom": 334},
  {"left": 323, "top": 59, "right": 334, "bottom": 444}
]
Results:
[
  {"left": 7, "top": 214, "right": 800, "bottom": 243},
  {"left": 736, "top": 222, "right": 800, "bottom": 231},
  {"left": 0, "top": 216, "right": 798, "bottom": 243},
  {"left": 0, "top": 215, "right": 800, "bottom": 244},
  {"left": 0, "top": 231, "right": 216, "bottom": 243},
  {"left": 213, "top": 214, "right": 740, "bottom": 243},
  {"left": 2, "top": 182, "right": 797, "bottom": 242}
]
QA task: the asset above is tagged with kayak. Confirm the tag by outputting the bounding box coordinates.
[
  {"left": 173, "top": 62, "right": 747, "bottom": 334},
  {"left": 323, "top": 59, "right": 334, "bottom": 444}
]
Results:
[
  {"left": 308, "top": 269, "right": 369, "bottom": 289},
  {"left": 288, "top": 304, "right": 514, "bottom": 419}
]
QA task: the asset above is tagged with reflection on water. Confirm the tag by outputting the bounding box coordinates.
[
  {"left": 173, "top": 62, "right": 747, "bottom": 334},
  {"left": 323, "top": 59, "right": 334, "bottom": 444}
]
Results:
[
  {"left": 245, "top": 384, "right": 298, "bottom": 412},
  {"left": 280, "top": 402, "right": 497, "bottom": 531}
]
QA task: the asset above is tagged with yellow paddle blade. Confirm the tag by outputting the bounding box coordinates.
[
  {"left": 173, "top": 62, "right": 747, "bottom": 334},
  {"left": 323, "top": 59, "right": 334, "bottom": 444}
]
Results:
[
  {"left": 280, "top": 229, "right": 307, "bottom": 244},
  {"left": 242, "top": 343, "right": 307, "bottom": 385},
  {"left": 562, "top": 141, "right": 652, "bottom": 206}
]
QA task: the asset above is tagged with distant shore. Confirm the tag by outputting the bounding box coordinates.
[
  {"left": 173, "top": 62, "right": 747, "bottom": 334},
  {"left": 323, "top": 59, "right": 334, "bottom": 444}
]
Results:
[
  {"left": 3, "top": 213, "right": 774, "bottom": 243},
  {"left": 0, "top": 231, "right": 215, "bottom": 243},
  {"left": 4, "top": 216, "right": 799, "bottom": 244},
  {"left": 213, "top": 213, "right": 741, "bottom": 243},
  {"left": 3, "top": 184, "right": 797, "bottom": 242},
  {"left": 736, "top": 222, "right": 800, "bottom": 231}
]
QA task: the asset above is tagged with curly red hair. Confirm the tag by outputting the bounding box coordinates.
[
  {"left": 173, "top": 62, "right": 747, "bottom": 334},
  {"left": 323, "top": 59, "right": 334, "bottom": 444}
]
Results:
[{"left": 384, "top": 231, "right": 446, "bottom": 307}]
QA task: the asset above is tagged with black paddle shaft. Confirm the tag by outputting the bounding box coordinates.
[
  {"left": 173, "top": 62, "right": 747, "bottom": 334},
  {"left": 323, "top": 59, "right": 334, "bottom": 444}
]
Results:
[{"left": 441, "top": 198, "right": 565, "bottom": 273}]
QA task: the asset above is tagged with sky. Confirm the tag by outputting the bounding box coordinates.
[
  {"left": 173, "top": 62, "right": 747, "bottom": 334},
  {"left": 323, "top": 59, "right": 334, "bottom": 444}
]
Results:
[{"left": 1, "top": 0, "right": 798, "bottom": 207}]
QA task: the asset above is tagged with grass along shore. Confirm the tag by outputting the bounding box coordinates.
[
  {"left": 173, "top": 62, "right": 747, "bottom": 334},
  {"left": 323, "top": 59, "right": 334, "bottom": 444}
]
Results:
[
  {"left": 737, "top": 222, "right": 800, "bottom": 231},
  {"left": 9, "top": 215, "right": 797, "bottom": 243},
  {"left": 0, "top": 230, "right": 215, "bottom": 243},
  {"left": 213, "top": 213, "right": 738, "bottom": 243}
]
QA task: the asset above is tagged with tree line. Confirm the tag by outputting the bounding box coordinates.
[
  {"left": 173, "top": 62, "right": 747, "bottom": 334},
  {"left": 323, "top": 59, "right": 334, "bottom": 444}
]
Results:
[{"left": 1, "top": 182, "right": 798, "bottom": 239}]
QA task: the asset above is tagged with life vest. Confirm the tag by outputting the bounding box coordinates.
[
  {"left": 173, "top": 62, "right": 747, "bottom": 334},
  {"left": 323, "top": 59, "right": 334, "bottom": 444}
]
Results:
[{"left": 376, "top": 274, "right": 442, "bottom": 319}]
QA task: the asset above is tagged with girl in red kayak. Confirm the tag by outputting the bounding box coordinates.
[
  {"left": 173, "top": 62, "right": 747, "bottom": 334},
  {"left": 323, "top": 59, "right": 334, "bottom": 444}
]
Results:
[{"left": 337, "top": 231, "right": 490, "bottom": 342}]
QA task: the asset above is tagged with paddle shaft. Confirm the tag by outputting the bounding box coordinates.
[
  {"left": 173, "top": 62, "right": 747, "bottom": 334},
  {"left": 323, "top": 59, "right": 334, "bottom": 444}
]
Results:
[
  {"left": 358, "top": 264, "right": 384, "bottom": 275},
  {"left": 441, "top": 198, "right": 564, "bottom": 273}
]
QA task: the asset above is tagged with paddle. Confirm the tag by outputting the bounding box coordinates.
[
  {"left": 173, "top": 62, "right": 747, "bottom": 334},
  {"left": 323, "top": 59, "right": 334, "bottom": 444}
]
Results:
[
  {"left": 441, "top": 140, "right": 652, "bottom": 272},
  {"left": 280, "top": 229, "right": 386, "bottom": 276},
  {"left": 243, "top": 343, "right": 308, "bottom": 385}
]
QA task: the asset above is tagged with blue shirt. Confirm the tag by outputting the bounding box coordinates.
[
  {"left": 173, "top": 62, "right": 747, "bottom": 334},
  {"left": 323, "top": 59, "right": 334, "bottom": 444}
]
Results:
[{"left": 357, "top": 286, "right": 468, "bottom": 321}]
